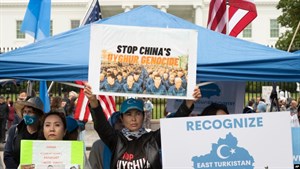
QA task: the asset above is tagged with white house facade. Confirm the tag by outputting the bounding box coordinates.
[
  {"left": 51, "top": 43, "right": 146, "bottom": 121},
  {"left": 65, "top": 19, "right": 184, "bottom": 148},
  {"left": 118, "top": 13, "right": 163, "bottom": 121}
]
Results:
[{"left": 0, "top": 0, "right": 283, "bottom": 53}]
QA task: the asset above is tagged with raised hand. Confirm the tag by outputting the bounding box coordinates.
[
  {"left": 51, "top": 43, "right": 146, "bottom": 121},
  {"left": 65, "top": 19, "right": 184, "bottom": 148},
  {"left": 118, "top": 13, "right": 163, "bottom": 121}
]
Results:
[
  {"left": 186, "top": 87, "right": 201, "bottom": 108},
  {"left": 83, "top": 82, "right": 99, "bottom": 108}
]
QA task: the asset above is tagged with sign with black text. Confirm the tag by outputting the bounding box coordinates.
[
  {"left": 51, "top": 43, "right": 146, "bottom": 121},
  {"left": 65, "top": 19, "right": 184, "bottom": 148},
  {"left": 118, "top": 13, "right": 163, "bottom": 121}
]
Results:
[{"left": 88, "top": 24, "right": 197, "bottom": 99}]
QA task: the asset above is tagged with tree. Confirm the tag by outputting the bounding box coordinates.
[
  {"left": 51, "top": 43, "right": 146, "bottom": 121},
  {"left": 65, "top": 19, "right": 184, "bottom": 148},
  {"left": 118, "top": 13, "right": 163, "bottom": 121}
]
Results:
[{"left": 275, "top": 0, "right": 300, "bottom": 52}]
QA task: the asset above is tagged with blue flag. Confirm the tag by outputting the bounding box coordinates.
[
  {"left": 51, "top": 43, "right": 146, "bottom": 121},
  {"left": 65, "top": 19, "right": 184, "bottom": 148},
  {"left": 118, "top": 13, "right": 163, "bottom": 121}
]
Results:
[
  {"left": 40, "top": 81, "right": 50, "bottom": 113},
  {"left": 81, "top": 0, "right": 102, "bottom": 25},
  {"left": 21, "top": 0, "right": 51, "bottom": 112},
  {"left": 21, "top": 0, "right": 51, "bottom": 41}
]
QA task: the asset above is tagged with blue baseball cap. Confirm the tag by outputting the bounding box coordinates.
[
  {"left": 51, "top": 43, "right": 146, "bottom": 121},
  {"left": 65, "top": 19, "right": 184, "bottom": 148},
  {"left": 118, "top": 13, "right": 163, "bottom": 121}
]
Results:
[
  {"left": 108, "top": 111, "right": 121, "bottom": 126},
  {"left": 120, "top": 98, "right": 144, "bottom": 114}
]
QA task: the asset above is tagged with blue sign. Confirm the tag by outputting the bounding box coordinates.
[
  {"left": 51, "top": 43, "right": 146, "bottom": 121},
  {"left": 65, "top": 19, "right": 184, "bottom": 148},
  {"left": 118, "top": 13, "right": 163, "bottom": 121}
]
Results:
[
  {"left": 192, "top": 132, "right": 254, "bottom": 169},
  {"left": 292, "top": 127, "right": 300, "bottom": 168}
]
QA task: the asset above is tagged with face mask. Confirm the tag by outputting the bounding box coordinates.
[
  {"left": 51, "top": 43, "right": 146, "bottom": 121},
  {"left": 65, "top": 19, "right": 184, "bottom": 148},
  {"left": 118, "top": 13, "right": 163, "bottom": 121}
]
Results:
[{"left": 23, "top": 114, "right": 37, "bottom": 125}]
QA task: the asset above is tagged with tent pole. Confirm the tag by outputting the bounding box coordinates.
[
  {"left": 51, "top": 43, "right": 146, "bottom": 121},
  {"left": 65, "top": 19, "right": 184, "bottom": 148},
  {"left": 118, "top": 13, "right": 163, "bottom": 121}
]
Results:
[
  {"left": 288, "top": 20, "right": 300, "bottom": 52},
  {"left": 59, "top": 82, "right": 84, "bottom": 89},
  {"left": 47, "top": 81, "right": 54, "bottom": 93},
  {"left": 26, "top": 80, "right": 33, "bottom": 97}
]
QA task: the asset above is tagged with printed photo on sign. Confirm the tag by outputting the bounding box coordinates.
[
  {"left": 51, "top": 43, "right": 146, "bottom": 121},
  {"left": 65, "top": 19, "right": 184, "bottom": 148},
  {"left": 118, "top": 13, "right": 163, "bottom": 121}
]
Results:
[
  {"left": 88, "top": 24, "right": 198, "bottom": 99},
  {"left": 160, "top": 112, "right": 293, "bottom": 168}
]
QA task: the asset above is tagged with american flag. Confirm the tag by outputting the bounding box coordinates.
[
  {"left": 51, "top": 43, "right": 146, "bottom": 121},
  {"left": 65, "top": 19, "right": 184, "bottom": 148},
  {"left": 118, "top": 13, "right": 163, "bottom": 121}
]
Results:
[
  {"left": 81, "top": 0, "right": 102, "bottom": 24},
  {"left": 207, "top": 0, "right": 257, "bottom": 37},
  {"left": 74, "top": 0, "right": 116, "bottom": 122}
]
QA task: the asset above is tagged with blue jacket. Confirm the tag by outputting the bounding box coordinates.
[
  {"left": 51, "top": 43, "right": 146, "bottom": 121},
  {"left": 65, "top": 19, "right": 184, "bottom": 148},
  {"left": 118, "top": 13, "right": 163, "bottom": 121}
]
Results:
[
  {"left": 103, "top": 83, "right": 122, "bottom": 92},
  {"left": 163, "top": 80, "right": 174, "bottom": 90},
  {"left": 122, "top": 83, "right": 142, "bottom": 93},
  {"left": 146, "top": 84, "right": 167, "bottom": 95},
  {"left": 115, "top": 79, "right": 125, "bottom": 87},
  {"left": 168, "top": 86, "right": 186, "bottom": 96},
  {"left": 99, "top": 79, "right": 107, "bottom": 91}
]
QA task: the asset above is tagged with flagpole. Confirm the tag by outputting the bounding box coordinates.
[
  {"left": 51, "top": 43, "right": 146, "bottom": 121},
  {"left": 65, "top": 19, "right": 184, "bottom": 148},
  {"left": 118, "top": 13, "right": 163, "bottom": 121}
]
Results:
[
  {"left": 225, "top": 0, "right": 229, "bottom": 35},
  {"left": 288, "top": 20, "right": 300, "bottom": 52},
  {"left": 81, "top": 0, "right": 97, "bottom": 26}
]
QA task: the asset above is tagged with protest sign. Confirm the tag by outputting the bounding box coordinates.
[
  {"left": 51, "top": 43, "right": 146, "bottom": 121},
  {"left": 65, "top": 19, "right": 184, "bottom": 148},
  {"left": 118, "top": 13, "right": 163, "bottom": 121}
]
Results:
[
  {"left": 20, "top": 140, "right": 84, "bottom": 169},
  {"left": 262, "top": 86, "right": 279, "bottom": 105},
  {"left": 167, "top": 81, "right": 245, "bottom": 115},
  {"left": 161, "top": 112, "right": 293, "bottom": 168},
  {"left": 292, "top": 127, "right": 300, "bottom": 168},
  {"left": 88, "top": 24, "right": 197, "bottom": 99}
]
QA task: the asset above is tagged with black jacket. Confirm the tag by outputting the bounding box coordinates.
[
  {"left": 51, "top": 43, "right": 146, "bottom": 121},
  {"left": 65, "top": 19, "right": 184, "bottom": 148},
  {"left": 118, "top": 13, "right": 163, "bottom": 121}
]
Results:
[
  {"left": 0, "top": 102, "right": 9, "bottom": 119},
  {"left": 4, "top": 120, "right": 39, "bottom": 169},
  {"left": 90, "top": 100, "right": 193, "bottom": 169}
]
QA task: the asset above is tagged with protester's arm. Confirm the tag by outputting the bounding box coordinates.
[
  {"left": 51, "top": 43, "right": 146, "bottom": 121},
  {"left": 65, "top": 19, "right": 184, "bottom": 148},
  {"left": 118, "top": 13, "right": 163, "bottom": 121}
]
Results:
[
  {"left": 84, "top": 83, "right": 118, "bottom": 149},
  {"left": 154, "top": 87, "right": 201, "bottom": 144},
  {"left": 4, "top": 125, "right": 18, "bottom": 169}
]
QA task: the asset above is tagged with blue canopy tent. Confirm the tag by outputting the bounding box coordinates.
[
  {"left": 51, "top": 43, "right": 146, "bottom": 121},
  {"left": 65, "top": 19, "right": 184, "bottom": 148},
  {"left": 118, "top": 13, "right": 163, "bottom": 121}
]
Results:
[
  {"left": 0, "top": 6, "right": 299, "bottom": 82},
  {"left": 294, "top": 50, "right": 300, "bottom": 54}
]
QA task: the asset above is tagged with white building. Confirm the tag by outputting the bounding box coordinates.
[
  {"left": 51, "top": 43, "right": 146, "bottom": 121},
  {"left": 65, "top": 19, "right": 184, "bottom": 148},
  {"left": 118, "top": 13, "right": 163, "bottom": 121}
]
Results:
[{"left": 0, "top": 0, "right": 283, "bottom": 53}]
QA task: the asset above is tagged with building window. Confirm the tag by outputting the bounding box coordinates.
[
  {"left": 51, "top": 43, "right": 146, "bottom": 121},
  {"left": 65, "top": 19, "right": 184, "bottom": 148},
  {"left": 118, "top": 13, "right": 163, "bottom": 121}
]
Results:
[
  {"left": 71, "top": 20, "right": 80, "bottom": 29},
  {"left": 16, "top": 20, "right": 25, "bottom": 39},
  {"left": 50, "top": 20, "right": 53, "bottom": 36},
  {"left": 270, "top": 19, "right": 279, "bottom": 38},
  {"left": 16, "top": 20, "right": 53, "bottom": 38},
  {"left": 242, "top": 23, "right": 252, "bottom": 38}
]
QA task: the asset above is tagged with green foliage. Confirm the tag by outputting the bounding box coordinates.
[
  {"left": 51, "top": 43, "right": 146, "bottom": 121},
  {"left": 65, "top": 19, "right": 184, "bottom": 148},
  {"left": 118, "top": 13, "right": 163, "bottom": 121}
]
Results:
[{"left": 276, "top": 0, "right": 300, "bottom": 51}]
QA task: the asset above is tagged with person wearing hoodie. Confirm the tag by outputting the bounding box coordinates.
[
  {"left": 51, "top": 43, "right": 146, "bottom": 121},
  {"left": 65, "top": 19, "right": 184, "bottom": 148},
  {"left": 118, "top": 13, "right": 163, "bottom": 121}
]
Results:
[{"left": 4, "top": 97, "right": 44, "bottom": 169}]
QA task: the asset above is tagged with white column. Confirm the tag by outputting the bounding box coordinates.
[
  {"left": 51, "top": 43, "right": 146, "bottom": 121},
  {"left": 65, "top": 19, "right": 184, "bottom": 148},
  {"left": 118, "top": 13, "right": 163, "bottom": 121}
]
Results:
[
  {"left": 194, "top": 3, "right": 204, "bottom": 26},
  {"left": 122, "top": 4, "right": 133, "bottom": 12},
  {"left": 158, "top": 4, "right": 169, "bottom": 13}
]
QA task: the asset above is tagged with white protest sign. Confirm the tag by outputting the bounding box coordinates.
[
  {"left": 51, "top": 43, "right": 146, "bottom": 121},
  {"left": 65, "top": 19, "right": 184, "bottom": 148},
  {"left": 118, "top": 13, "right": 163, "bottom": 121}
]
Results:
[
  {"left": 161, "top": 112, "right": 293, "bottom": 169},
  {"left": 262, "top": 86, "right": 279, "bottom": 105},
  {"left": 89, "top": 24, "right": 197, "bottom": 99},
  {"left": 167, "top": 81, "right": 245, "bottom": 115}
]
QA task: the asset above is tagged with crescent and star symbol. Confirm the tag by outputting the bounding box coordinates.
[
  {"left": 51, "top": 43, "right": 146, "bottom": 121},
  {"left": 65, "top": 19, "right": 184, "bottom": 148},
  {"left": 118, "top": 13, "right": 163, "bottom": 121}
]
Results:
[{"left": 216, "top": 144, "right": 236, "bottom": 159}]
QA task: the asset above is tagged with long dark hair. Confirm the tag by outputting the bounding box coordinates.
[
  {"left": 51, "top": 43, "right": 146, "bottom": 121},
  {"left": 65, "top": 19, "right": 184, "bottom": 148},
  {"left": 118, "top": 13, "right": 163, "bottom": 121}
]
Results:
[{"left": 200, "top": 103, "right": 229, "bottom": 116}]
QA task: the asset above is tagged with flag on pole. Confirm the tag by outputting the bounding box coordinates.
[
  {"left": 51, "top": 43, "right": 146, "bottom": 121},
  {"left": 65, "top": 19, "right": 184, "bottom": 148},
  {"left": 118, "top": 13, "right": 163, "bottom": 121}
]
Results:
[
  {"left": 207, "top": 0, "right": 257, "bottom": 37},
  {"left": 21, "top": 0, "right": 51, "bottom": 112},
  {"left": 74, "top": 81, "right": 116, "bottom": 122},
  {"left": 40, "top": 81, "right": 51, "bottom": 113},
  {"left": 21, "top": 0, "right": 51, "bottom": 41},
  {"left": 81, "top": 0, "right": 102, "bottom": 25},
  {"left": 74, "top": 0, "right": 116, "bottom": 122}
]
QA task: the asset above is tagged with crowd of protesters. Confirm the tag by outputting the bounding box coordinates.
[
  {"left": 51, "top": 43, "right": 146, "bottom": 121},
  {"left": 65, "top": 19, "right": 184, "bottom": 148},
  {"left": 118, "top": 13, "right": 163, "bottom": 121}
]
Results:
[
  {"left": 1, "top": 84, "right": 300, "bottom": 168},
  {"left": 243, "top": 95, "right": 300, "bottom": 125}
]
